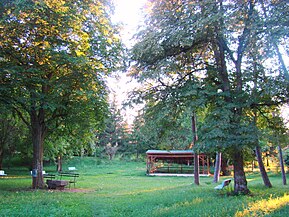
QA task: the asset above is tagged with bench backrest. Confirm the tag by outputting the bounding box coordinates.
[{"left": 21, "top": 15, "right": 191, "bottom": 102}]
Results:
[
  {"left": 68, "top": 167, "right": 77, "bottom": 171},
  {"left": 59, "top": 172, "right": 79, "bottom": 177},
  {"left": 222, "top": 179, "right": 231, "bottom": 187}
]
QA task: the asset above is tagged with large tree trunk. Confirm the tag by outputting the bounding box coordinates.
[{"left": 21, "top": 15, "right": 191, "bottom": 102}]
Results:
[
  {"left": 255, "top": 145, "right": 272, "bottom": 187},
  {"left": 213, "top": 152, "right": 221, "bottom": 183},
  {"left": 233, "top": 151, "right": 249, "bottom": 194},
  {"left": 278, "top": 145, "right": 286, "bottom": 185},
  {"left": 31, "top": 108, "right": 47, "bottom": 189}
]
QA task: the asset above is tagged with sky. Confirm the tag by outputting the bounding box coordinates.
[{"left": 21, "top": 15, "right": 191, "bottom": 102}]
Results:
[
  {"left": 112, "top": 0, "right": 147, "bottom": 48},
  {"left": 107, "top": 0, "right": 147, "bottom": 125}
]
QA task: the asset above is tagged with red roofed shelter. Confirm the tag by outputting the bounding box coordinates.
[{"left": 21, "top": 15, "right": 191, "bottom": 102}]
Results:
[{"left": 146, "top": 150, "right": 210, "bottom": 176}]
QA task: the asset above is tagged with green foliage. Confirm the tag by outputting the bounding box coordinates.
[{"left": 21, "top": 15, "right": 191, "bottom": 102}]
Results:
[
  {"left": 130, "top": 0, "right": 289, "bottom": 151},
  {"left": 0, "top": 0, "right": 124, "bottom": 176},
  {"left": 0, "top": 105, "right": 30, "bottom": 168},
  {"left": 284, "top": 149, "right": 289, "bottom": 167},
  {"left": 0, "top": 0, "right": 123, "bottom": 128},
  {"left": 96, "top": 98, "right": 130, "bottom": 158}
]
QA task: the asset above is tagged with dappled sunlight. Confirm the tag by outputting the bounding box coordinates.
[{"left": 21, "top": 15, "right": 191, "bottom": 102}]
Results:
[
  {"left": 235, "top": 194, "right": 289, "bottom": 217},
  {"left": 0, "top": 175, "right": 30, "bottom": 179},
  {"left": 154, "top": 198, "right": 203, "bottom": 215},
  {"left": 246, "top": 178, "right": 257, "bottom": 182}
]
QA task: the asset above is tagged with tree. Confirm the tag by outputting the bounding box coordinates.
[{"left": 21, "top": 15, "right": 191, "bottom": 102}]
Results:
[
  {"left": 213, "top": 152, "right": 222, "bottom": 183},
  {"left": 105, "top": 142, "right": 118, "bottom": 160},
  {"left": 0, "top": 106, "right": 28, "bottom": 169},
  {"left": 271, "top": 112, "right": 288, "bottom": 185},
  {"left": 129, "top": 112, "right": 159, "bottom": 158},
  {"left": 97, "top": 97, "right": 128, "bottom": 159},
  {"left": 130, "top": 0, "right": 289, "bottom": 194},
  {"left": 0, "top": 0, "right": 123, "bottom": 188},
  {"left": 192, "top": 113, "right": 199, "bottom": 185}
]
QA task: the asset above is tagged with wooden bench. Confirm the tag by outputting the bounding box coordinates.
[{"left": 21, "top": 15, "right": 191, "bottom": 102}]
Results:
[
  {"left": 214, "top": 179, "right": 231, "bottom": 190},
  {"left": 59, "top": 172, "right": 79, "bottom": 188}
]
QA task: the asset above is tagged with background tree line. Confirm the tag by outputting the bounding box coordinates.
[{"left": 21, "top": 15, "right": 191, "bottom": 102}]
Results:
[{"left": 0, "top": 0, "right": 289, "bottom": 194}]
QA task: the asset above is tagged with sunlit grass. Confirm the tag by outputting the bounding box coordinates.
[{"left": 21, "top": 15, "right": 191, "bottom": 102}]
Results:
[{"left": 235, "top": 194, "right": 289, "bottom": 217}]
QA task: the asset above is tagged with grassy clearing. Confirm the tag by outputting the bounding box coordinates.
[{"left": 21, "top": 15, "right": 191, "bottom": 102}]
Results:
[{"left": 0, "top": 157, "right": 289, "bottom": 217}]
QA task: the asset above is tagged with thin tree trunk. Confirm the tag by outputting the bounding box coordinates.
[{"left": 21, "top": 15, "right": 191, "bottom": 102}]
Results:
[
  {"left": 194, "top": 153, "right": 199, "bottom": 185},
  {"left": 266, "top": 155, "right": 270, "bottom": 167},
  {"left": 255, "top": 145, "right": 272, "bottom": 187},
  {"left": 136, "top": 143, "right": 139, "bottom": 159},
  {"left": 0, "top": 149, "right": 3, "bottom": 170},
  {"left": 57, "top": 155, "right": 62, "bottom": 172},
  {"left": 278, "top": 145, "right": 286, "bottom": 185},
  {"left": 192, "top": 113, "right": 199, "bottom": 185},
  {"left": 213, "top": 152, "right": 222, "bottom": 183},
  {"left": 233, "top": 151, "right": 249, "bottom": 194}
]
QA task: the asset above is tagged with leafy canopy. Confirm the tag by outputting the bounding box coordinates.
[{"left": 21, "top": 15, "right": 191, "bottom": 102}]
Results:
[
  {"left": 0, "top": 0, "right": 124, "bottom": 133},
  {"left": 130, "top": 0, "right": 289, "bottom": 153}
]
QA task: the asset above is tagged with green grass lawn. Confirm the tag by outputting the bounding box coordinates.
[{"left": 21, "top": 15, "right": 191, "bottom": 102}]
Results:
[{"left": 0, "top": 157, "right": 289, "bottom": 217}]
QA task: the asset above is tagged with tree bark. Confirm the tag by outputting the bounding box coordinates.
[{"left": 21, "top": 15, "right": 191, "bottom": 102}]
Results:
[
  {"left": 255, "top": 145, "right": 272, "bottom": 187},
  {"left": 31, "top": 108, "right": 47, "bottom": 189},
  {"left": 213, "top": 152, "right": 221, "bottom": 183},
  {"left": 0, "top": 149, "right": 3, "bottom": 170},
  {"left": 278, "top": 145, "right": 286, "bottom": 185},
  {"left": 233, "top": 151, "right": 250, "bottom": 194},
  {"left": 194, "top": 153, "right": 199, "bottom": 185},
  {"left": 192, "top": 113, "right": 199, "bottom": 185},
  {"left": 57, "top": 155, "right": 62, "bottom": 172}
]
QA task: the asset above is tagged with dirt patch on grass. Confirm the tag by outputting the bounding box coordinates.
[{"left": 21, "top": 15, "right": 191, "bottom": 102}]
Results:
[{"left": 61, "top": 188, "right": 92, "bottom": 193}]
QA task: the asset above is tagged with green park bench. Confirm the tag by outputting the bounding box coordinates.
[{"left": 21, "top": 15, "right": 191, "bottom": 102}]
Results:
[
  {"left": 44, "top": 173, "right": 56, "bottom": 180},
  {"left": 59, "top": 172, "right": 79, "bottom": 188}
]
